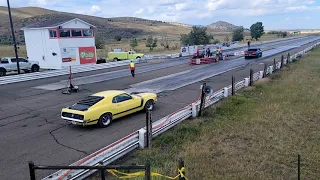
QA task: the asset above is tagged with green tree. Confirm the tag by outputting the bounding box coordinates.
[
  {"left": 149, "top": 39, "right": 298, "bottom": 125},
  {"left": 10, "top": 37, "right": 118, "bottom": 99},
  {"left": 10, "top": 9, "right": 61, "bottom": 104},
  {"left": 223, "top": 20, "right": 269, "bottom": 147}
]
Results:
[
  {"left": 250, "top": 22, "right": 264, "bottom": 41},
  {"left": 130, "top": 38, "right": 138, "bottom": 49},
  {"left": 180, "top": 26, "right": 213, "bottom": 46},
  {"left": 281, "top": 31, "right": 288, "bottom": 38},
  {"left": 232, "top": 26, "right": 244, "bottom": 41},
  {"left": 180, "top": 34, "right": 190, "bottom": 46},
  {"left": 146, "top": 36, "right": 158, "bottom": 51},
  {"left": 95, "top": 36, "right": 105, "bottom": 49}
]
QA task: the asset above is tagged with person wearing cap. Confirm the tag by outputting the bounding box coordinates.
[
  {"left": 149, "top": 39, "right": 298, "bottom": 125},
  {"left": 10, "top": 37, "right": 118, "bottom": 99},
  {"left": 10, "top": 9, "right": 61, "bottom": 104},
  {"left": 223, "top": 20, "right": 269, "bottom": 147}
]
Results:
[{"left": 129, "top": 61, "right": 135, "bottom": 77}]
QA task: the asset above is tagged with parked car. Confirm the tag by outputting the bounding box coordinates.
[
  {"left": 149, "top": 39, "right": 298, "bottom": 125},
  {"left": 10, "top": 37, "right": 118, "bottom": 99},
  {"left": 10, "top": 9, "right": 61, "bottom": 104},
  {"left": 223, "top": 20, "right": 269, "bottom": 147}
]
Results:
[
  {"left": 96, "top": 58, "right": 107, "bottom": 64},
  {"left": 108, "top": 50, "right": 144, "bottom": 61},
  {"left": 0, "top": 57, "right": 40, "bottom": 77},
  {"left": 61, "top": 90, "right": 157, "bottom": 128},
  {"left": 244, "top": 48, "right": 263, "bottom": 59}
]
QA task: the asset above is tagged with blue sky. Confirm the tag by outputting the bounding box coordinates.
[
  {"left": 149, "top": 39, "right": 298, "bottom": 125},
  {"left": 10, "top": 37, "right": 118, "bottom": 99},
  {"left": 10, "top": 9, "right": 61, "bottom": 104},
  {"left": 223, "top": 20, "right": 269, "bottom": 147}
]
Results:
[{"left": 1, "top": 0, "right": 320, "bottom": 30}]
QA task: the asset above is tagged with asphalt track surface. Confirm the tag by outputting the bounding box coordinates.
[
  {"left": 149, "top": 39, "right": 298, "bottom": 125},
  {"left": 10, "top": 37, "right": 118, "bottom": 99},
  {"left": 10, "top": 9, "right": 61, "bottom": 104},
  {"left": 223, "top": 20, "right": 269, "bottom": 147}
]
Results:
[{"left": 0, "top": 35, "right": 319, "bottom": 180}]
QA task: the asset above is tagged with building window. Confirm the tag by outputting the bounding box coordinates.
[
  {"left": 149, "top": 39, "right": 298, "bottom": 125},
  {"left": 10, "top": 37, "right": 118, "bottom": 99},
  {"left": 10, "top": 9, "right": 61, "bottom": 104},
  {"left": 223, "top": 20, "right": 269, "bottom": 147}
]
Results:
[
  {"left": 83, "top": 29, "right": 93, "bottom": 37},
  {"left": 71, "top": 29, "right": 82, "bottom": 37},
  {"left": 49, "top": 29, "right": 57, "bottom": 38},
  {"left": 59, "top": 29, "right": 71, "bottom": 37}
]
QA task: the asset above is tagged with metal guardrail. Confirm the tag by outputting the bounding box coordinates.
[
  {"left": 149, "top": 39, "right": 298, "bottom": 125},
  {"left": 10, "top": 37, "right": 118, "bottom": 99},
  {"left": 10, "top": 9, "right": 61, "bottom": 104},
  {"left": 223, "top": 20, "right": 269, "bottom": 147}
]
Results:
[{"left": 42, "top": 41, "right": 320, "bottom": 180}]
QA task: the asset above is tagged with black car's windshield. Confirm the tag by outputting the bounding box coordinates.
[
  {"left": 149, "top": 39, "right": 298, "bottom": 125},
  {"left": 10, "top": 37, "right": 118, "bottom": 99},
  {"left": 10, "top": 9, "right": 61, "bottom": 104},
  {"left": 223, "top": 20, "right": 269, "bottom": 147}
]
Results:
[{"left": 248, "top": 49, "right": 258, "bottom": 51}]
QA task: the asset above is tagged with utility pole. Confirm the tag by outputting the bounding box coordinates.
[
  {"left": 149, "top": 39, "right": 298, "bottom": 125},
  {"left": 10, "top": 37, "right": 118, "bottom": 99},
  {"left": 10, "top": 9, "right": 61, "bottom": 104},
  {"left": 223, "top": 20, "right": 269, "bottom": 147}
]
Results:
[{"left": 7, "top": 0, "right": 20, "bottom": 74}]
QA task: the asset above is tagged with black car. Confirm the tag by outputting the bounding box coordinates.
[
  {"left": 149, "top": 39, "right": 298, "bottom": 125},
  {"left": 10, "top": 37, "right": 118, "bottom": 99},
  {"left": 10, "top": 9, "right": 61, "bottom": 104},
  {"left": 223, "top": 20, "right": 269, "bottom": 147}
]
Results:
[{"left": 244, "top": 48, "right": 262, "bottom": 59}]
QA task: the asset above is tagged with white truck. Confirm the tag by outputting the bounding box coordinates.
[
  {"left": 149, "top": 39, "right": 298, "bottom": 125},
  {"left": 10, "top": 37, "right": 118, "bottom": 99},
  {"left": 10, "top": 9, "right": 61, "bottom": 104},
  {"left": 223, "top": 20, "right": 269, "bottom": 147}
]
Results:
[{"left": 0, "top": 57, "right": 40, "bottom": 77}]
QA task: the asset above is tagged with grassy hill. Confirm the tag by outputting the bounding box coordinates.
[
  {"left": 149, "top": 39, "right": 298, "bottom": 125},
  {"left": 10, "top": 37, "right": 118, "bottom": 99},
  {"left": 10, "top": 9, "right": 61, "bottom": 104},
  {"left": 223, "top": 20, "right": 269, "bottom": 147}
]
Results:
[
  {"left": 0, "top": 6, "right": 192, "bottom": 45},
  {"left": 207, "top": 21, "right": 239, "bottom": 31}
]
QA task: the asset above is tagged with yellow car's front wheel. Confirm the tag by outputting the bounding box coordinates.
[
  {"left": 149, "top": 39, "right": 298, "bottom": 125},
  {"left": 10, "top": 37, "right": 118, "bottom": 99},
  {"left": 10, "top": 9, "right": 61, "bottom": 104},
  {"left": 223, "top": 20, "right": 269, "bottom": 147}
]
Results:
[{"left": 98, "top": 113, "right": 112, "bottom": 128}]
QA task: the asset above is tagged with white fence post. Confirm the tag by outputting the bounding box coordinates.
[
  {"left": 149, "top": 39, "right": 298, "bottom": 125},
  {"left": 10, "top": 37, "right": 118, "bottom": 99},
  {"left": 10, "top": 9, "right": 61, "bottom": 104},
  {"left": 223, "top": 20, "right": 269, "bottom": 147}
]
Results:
[
  {"left": 269, "top": 66, "right": 273, "bottom": 74},
  {"left": 244, "top": 78, "right": 249, "bottom": 87},
  {"left": 259, "top": 71, "right": 264, "bottom": 79},
  {"left": 138, "top": 128, "right": 147, "bottom": 149},
  {"left": 223, "top": 87, "right": 229, "bottom": 97},
  {"left": 192, "top": 103, "right": 197, "bottom": 118}
]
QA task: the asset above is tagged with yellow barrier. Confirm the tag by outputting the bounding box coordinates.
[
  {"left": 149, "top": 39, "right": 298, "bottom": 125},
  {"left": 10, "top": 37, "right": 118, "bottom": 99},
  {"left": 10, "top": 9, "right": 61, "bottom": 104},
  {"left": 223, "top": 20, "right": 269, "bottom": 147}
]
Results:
[{"left": 106, "top": 168, "right": 188, "bottom": 180}]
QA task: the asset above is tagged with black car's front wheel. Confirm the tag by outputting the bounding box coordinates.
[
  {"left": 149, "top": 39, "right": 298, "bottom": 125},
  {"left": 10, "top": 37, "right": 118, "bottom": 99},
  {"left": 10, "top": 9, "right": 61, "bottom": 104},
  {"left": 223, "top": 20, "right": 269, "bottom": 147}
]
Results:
[{"left": 98, "top": 113, "right": 112, "bottom": 128}]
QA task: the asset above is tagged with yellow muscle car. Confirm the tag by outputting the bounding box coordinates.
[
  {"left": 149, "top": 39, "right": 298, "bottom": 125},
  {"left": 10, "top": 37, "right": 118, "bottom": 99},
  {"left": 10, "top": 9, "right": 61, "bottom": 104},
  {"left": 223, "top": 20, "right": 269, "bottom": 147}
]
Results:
[{"left": 61, "top": 90, "right": 157, "bottom": 127}]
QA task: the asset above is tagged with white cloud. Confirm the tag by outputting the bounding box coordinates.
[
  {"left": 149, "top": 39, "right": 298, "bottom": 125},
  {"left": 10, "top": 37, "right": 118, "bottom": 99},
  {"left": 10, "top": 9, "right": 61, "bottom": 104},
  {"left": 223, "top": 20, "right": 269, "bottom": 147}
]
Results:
[
  {"left": 174, "top": 3, "right": 187, "bottom": 11},
  {"left": 135, "top": 8, "right": 144, "bottom": 15},
  {"left": 75, "top": 5, "right": 101, "bottom": 15},
  {"left": 286, "top": 6, "right": 307, "bottom": 11},
  {"left": 85, "top": 5, "right": 101, "bottom": 15},
  {"left": 91, "top": 5, "right": 101, "bottom": 13},
  {"left": 307, "top": 0, "right": 315, "bottom": 4},
  {"left": 205, "top": 0, "right": 317, "bottom": 16}
]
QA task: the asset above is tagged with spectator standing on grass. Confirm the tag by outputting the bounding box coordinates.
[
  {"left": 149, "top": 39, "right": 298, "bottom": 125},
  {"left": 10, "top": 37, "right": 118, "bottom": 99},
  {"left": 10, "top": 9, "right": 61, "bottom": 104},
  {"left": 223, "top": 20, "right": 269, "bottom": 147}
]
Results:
[{"left": 129, "top": 61, "right": 135, "bottom": 77}]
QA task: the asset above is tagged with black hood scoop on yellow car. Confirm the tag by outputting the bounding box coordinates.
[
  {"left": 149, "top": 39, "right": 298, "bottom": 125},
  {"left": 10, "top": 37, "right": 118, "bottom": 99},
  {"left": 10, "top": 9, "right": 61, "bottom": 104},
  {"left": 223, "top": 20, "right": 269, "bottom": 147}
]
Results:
[{"left": 68, "top": 96, "right": 104, "bottom": 111}]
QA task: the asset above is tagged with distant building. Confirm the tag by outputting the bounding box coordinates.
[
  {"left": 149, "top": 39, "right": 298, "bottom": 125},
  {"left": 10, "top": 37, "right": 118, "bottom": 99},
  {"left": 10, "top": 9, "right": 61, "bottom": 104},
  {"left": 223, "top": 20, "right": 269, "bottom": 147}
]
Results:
[{"left": 21, "top": 18, "right": 97, "bottom": 69}]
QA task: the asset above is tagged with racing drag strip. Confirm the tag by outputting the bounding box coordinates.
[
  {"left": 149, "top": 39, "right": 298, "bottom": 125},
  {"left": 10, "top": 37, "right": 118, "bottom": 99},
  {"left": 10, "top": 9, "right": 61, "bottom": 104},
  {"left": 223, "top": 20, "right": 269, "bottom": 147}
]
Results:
[
  {"left": 222, "top": 35, "right": 311, "bottom": 55},
  {"left": 32, "top": 36, "right": 314, "bottom": 91},
  {"left": 127, "top": 37, "right": 320, "bottom": 94},
  {"left": 33, "top": 59, "right": 190, "bottom": 90}
]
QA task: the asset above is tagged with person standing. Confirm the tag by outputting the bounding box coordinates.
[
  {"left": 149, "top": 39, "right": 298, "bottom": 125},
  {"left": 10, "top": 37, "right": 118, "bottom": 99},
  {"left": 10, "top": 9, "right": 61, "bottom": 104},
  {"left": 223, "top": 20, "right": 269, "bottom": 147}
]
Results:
[
  {"left": 196, "top": 49, "right": 200, "bottom": 58},
  {"left": 215, "top": 48, "right": 219, "bottom": 62},
  {"left": 207, "top": 48, "right": 211, "bottom": 57},
  {"left": 219, "top": 47, "right": 223, "bottom": 59},
  {"left": 129, "top": 61, "right": 135, "bottom": 77}
]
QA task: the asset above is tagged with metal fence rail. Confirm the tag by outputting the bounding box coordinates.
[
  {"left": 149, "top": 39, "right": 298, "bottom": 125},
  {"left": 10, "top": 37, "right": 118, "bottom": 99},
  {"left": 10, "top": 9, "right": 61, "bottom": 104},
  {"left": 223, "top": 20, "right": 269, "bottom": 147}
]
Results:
[{"left": 42, "top": 41, "right": 320, "bottom": 180}]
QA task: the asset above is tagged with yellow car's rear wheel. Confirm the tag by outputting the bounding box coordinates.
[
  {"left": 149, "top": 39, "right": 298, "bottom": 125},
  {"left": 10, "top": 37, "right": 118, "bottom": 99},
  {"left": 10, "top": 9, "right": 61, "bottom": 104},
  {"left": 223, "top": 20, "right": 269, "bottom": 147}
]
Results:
[{"left": 98, "top": 113, "right": 112, "bottom": 128}]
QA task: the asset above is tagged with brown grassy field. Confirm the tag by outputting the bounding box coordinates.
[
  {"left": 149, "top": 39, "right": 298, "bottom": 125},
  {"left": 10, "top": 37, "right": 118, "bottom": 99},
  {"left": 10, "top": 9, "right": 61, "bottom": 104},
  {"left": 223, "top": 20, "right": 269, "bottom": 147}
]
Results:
[{"left": 101, "top": 47, "right": 320, "bottom": 180}]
